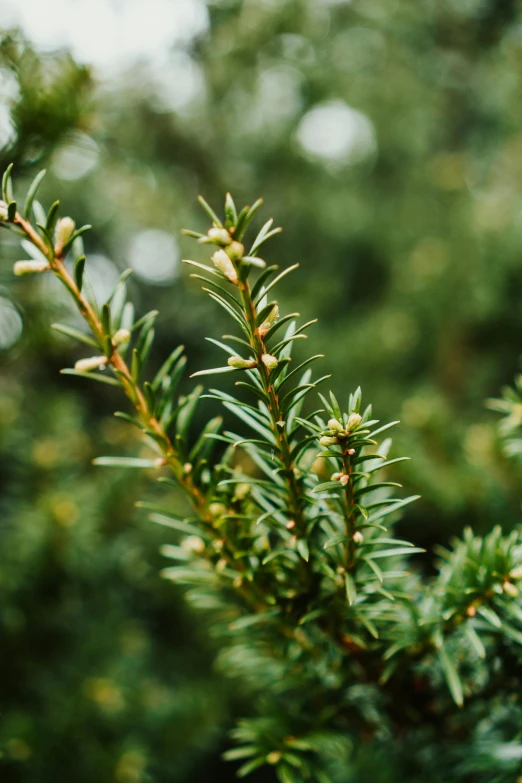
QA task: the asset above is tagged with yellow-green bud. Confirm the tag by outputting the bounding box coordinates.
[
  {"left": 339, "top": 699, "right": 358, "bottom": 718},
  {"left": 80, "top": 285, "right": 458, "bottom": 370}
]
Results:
[
  {"left": 510, "top": 565, "right": 522, "bottom": 580},
  {"left": 261, "top": 353, "right": 278, "bottom": 372},
  {"left": 212, "top": 249, "right": 238, "bottom": 284},
  {"left": 319, "top": 435, "right": 337, "bottom": 447},
  {"left": 181, "top": 536, "right": 205, "bottom": 554},
  {"left": 207, "top": 227, "right": 232, "bottom": 245},
  {"left": 346, "top": 413, "right": 363, "bottom": 431},
  {"left": 503, "top": 580, "right": 519, "bottom": 598},
  {"left": 14, "top": 259, "right": 50, "bottom": 276},
  {"left": 258, "top": 305, "right": 279, "bottom": 337},
  {"left": 208, "top": 502, "right": 227, "bottom": 517},
  {"left": 216, "top": 558, "right": 228, "bottom": 573},
  {"left": 328, "top": 418, "right": 344, "bottom": 432},
  {"left": 55, "top": 217, "right": 76, "bottom": 249},
  {"left": 112, "top": 328, "right": 131, "bottom": 346},
  {"left": 228, "top": 356, "right": 257, "bottom": 369},
  {"left": 74, "top": 355, "right": 107, "bottom": 372},
  {"left": 234, "top": 483, "right": 250, "bottom": 501},
  {"left": 266, "top": 752, "right": 282, "bottom": 765},
  {"left": 225, "top": 241, "right": 244, "bottom": 261},
  {"left": 331, "top": 472, "right": 343, "bottom": 481},
  {"left": 353, "top": 530, "right": 364, "bottom": 544}
]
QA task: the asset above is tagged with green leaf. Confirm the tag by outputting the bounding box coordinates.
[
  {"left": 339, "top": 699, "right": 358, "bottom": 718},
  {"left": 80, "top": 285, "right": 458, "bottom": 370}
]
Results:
[
  {"left": 151, "top": 345, "right": 185, "bottom": 392},
  {"left": 189, "top": 416, "right": 223, "bottom": 462},
  {"left": 177, "top": 385, "right": 203, "bottom": 441},
  {"left": 147, "top": 512, "right": 202, "bottom": 536},
  {"left": 222, "top": 746, "right": 259, "bottom": 762},
  {"left": 2, "top": 162, "right": 14, "bottom": 203},
  {"left": 93, "top": 457, "right": 161, "bottom": 468},
  {"left": 477, "top": 605, "right": 502, "bottom": 629},
  {"left": 51, "top": 323, "right": 99, "bottom": 349},
  {"left": 324, "top": 534, "right": 348, "bottom": 550},
  {"left": 296, "top": 539, "right": 309, "bottom": 562},
  {"left": 197, "top": 194, "right": 223, "bottom": 227},
  {"left": 101, "top": 302, "right": 111, "bottom": 336},
  {"left": 345, "top": 573, "right": 357, "bottom": 605},
  {"left": 224, "top": 192, "right": 238, "bottom": 227},
  {"left": 191, "top": 366, "right": 237, "bottom": 378},
  {"left": 313, "top": 481, "right": 342, "bottom": 494},
  {"left": 465, "top": 624, "right": 486, "bottom": 659},
  {"left": 438, "top": 645, "right": 464, "bottom": 707},
  {"left": 61, "top": 369, "right": 120, "bottom": 387},
  {"left": 62, "top": 225, "right": 92, "bottom": 256},
  {"left": 129, "top": 310, "right": 159, "bottom": 334},
  {"left": 365, "top": 546, "right": 425, "bottom": 560},
  {"left": 46, "top": 200, "right": 60, "bottom": 235},
  {"left": 23, "top": 169, "right": 46, "bottom": 218},
  {"left": 235, "top": 198, "right": 264, "bottom": 242},
  {"left": 74, "top": 255, "right": 86, "bottom": 291},
  {"left": 366, "top": 495, "right": 420, "bottom": 523}
]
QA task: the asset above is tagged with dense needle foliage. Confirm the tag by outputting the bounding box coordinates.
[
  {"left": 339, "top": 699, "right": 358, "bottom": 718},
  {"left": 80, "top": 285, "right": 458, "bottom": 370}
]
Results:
[{"left": 2, "top": 167, "right": 522, "bottom": 782}]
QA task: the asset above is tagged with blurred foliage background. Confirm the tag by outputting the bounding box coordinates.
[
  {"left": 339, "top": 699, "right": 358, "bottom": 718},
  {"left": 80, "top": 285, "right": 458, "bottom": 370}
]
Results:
[{"left": 1, "top": 0, "right": 522, "bottom": 780}]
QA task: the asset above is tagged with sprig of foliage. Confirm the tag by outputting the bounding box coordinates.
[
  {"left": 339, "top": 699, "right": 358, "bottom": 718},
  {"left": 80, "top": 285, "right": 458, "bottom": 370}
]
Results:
[
  {"left": 487, "top": 374, "right": 522, "bottom": 459},
  {"left": 3, "top": 166, "right": 522, "bottom": 782}
]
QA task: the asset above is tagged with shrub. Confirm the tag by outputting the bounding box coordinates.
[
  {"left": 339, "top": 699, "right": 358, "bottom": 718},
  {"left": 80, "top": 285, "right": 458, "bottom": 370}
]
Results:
[{"left": 2, "top": 167, "right": 522, "bottom": 782}]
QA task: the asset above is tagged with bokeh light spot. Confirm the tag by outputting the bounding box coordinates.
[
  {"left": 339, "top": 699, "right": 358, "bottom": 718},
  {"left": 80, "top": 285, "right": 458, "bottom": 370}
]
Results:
[
  {"left": 296, "top": 100, "right": 377, "bottom": 165},
  {"left": 128, "top": 229, "right": 179, "bottom": 286}
]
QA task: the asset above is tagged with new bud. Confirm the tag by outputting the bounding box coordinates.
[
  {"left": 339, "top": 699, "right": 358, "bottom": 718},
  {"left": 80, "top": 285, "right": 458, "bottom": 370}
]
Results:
[
  {"left": 207, "top": 227, "right": 231, "bottom": 245},
  {"left": 353, "top": 530, "right": 364, "bottom": 544},
  {"left": 228, "top": 356, "right": 257, "bottom": 369},
  {"left": 346, "top": 413, "right": 363, "bottom": 431},
  {"left": 225, "top": 241, "right": 244, "bottom": 261},
  {"left": 112, "top": 328, "right": 131, "bottom": 346},
  {"left": 261, "top": 353, "right": 278, "bottom": 372},
  {"left": 258, "top": 305, "right": 279, "bottom": 337},
  {"left": 14, "top": 259, "right": 50, "bottom": 276},
  {"left": 339, "top": 474, "right": 350, "bottom": 486},
  {"left": 503, "top": 580, "right": 519, "bottom": 598},
  {"left": 181, "top": 536, "right": 205, "bottom": 554},
  {"left": 510, "top": 565, "right": 522, "bottom": 580},
  {"left": 74, "top": 356, "right": 107, "bottom": 372},
  {"left": 328, "top": 418, "right": 344, "bottom": 433},
  {"left": 320, "top": 435, "right": 337, "bottom": 447},
  {"left": 0, "top": 200, "right": 8, "bottom": 221},
  {"left": 331, "top": 472, "right": 343, "bottom": 481},
  {"left": 212, "top": 249, "right": 238, "bottom": 284},
  {"left": 55, "top": 217, "right": 76, "bottom": 249}
]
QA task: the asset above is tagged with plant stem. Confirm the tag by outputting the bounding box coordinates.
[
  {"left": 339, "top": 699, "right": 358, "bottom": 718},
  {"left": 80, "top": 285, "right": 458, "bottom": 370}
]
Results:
[{"left": 238, "top": 278, "right": 306, "bottom": 533}]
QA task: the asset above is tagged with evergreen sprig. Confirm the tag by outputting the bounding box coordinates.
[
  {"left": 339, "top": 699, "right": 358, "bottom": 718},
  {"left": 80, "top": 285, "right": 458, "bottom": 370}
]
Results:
[{"left": 3, "top": 166, "right": 522, "bottom": 783}]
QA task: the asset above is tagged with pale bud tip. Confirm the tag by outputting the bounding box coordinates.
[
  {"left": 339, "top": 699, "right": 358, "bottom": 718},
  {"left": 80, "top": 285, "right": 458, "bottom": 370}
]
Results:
[
  {"left": 228, "top": 356, "right": 257, "bottom": 369},
  {"left": 112, "top": 328, "right": 131, "bottom": 346},
  {"left": 55, "top": 216, "right": 76, "bottom": 247},
  {"left": 346, "top": 413, "right": 363, "bottom": 430},
  {"left": 261, "top": 353, "right": 278, "bottom": 372},
  {"left": 212, "top": 249, "right": 238, "bottom": 284},
  {"left": 14, "top": 259, "right": 50, "bottom": 276},
  {"left": 74, "top": 355, "right": 107, "bottom": 373}
]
